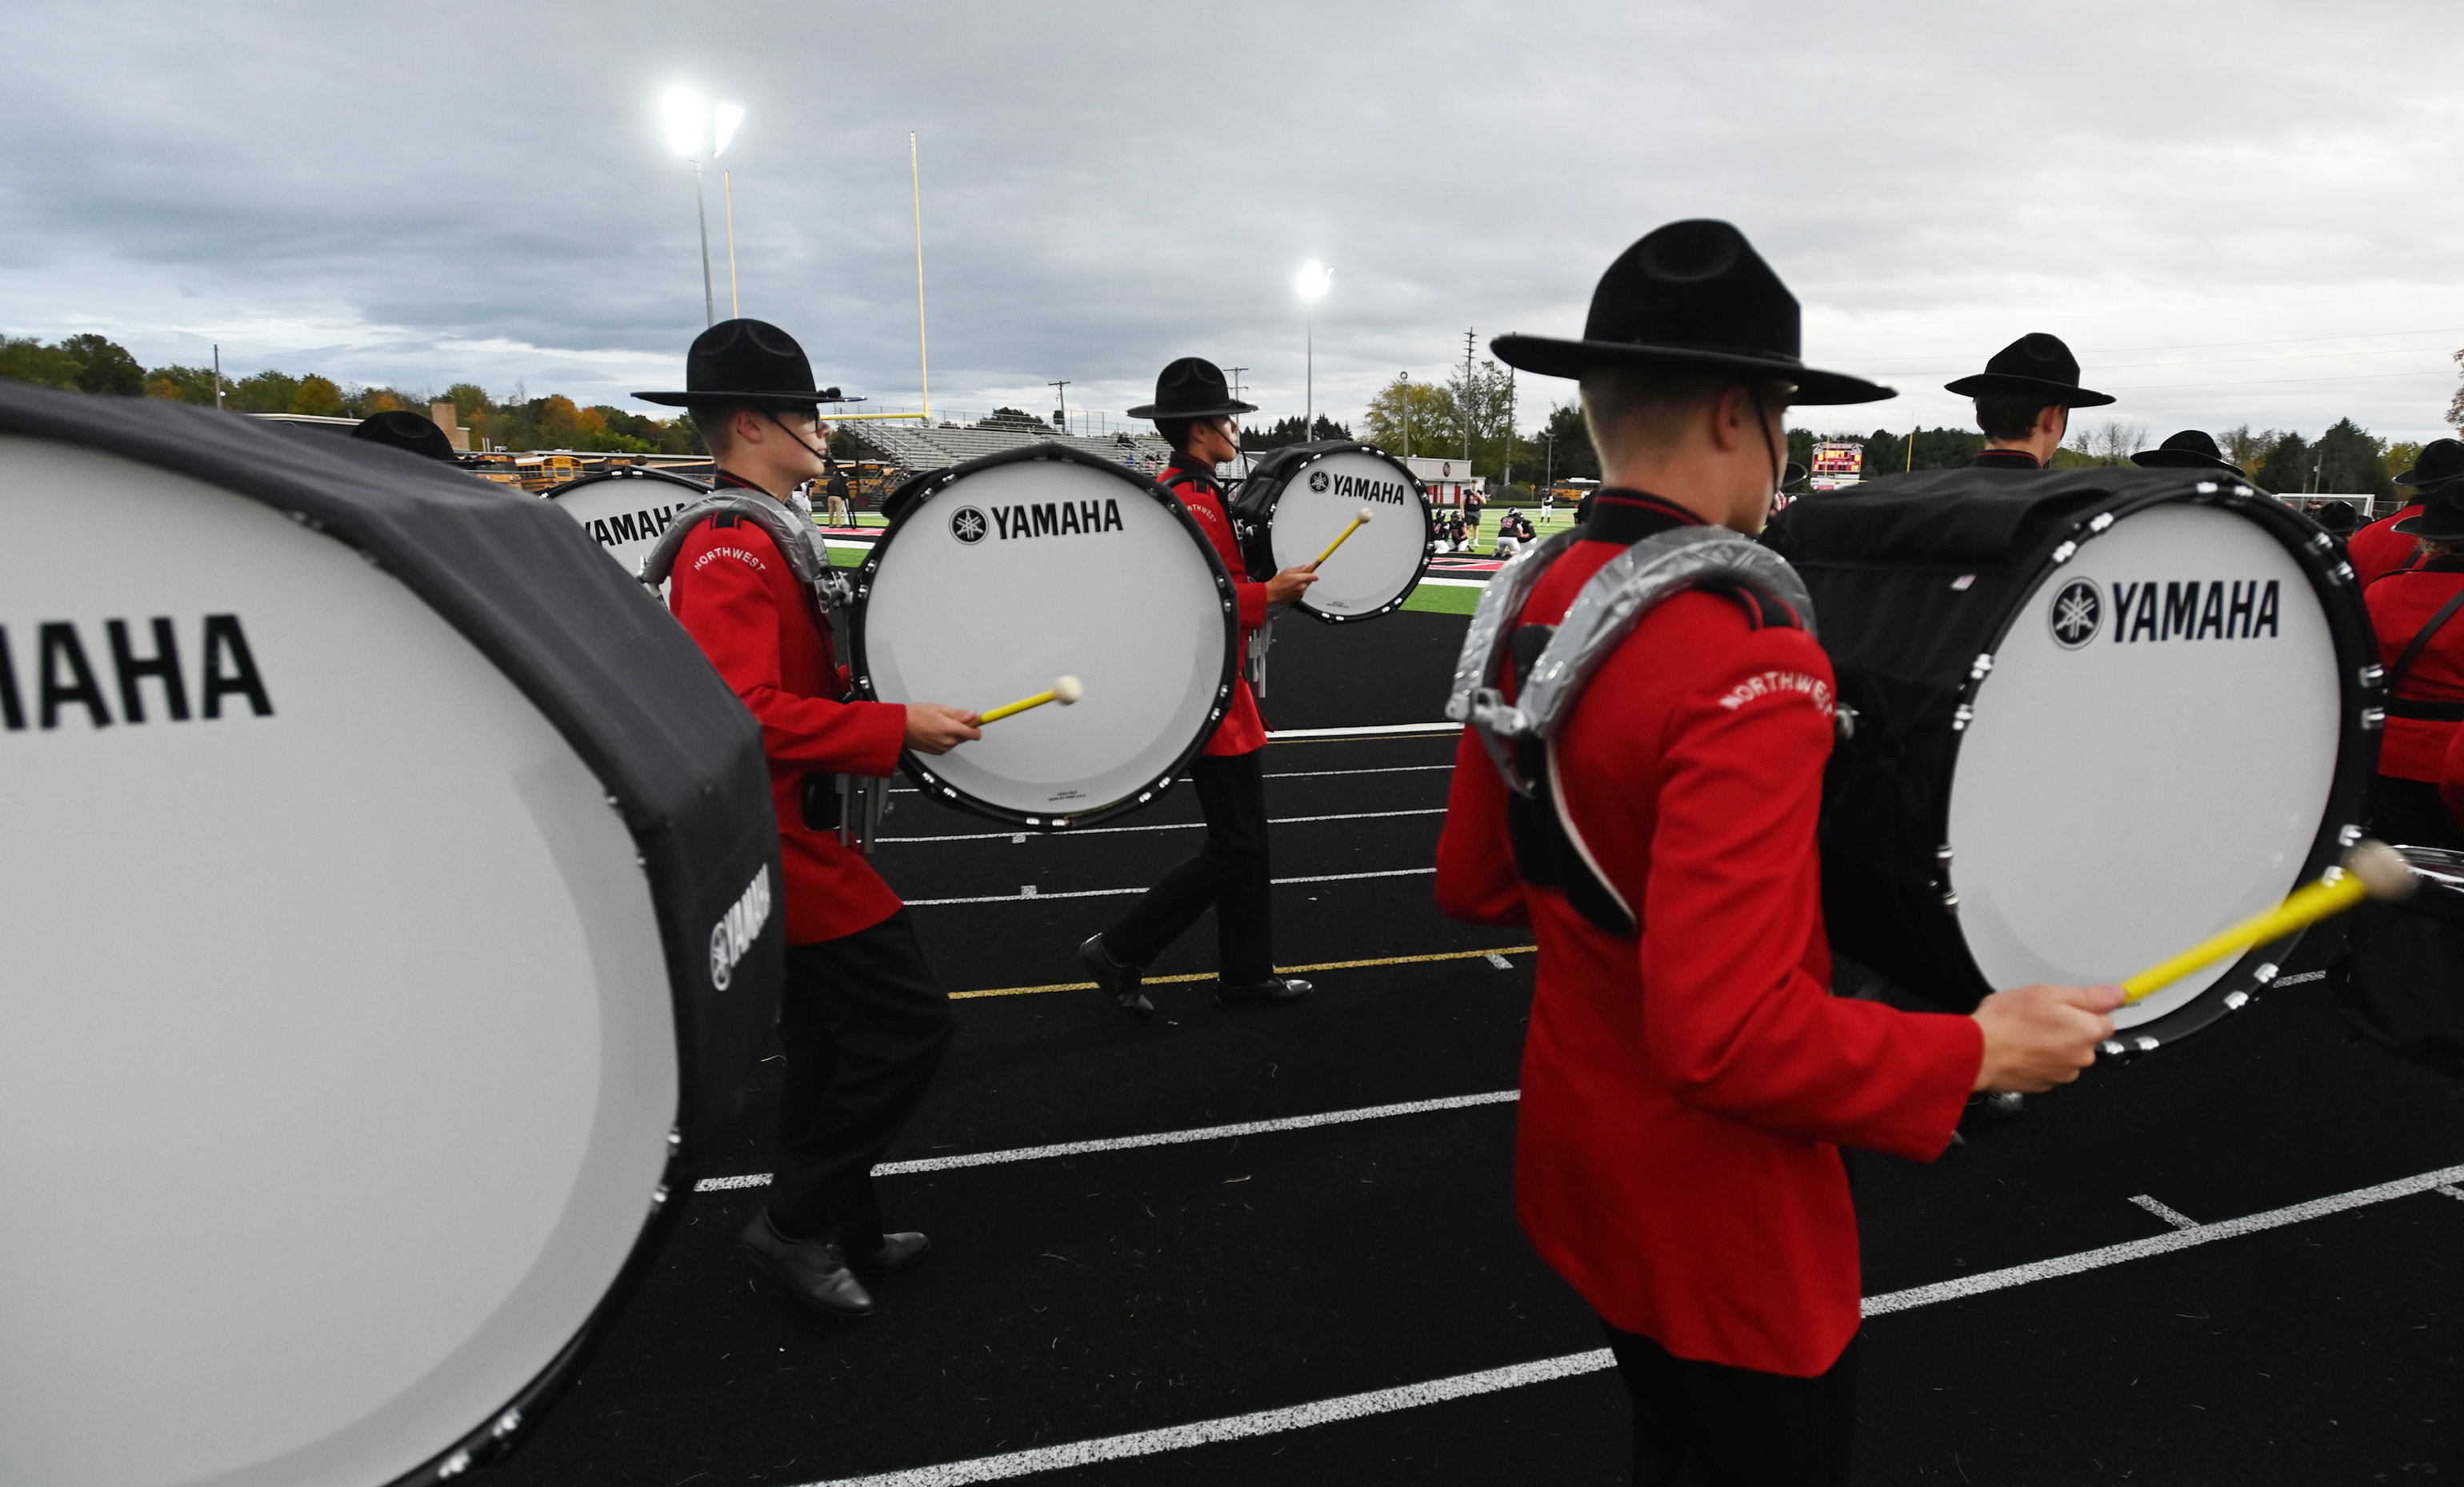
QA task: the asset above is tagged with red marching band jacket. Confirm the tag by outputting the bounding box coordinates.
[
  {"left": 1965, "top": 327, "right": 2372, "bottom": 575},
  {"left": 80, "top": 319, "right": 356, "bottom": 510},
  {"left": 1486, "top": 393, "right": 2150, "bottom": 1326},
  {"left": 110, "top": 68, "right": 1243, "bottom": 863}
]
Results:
[
  {"left": 2349, "top": 505, "right": 2425, "bottom": 589},
  {"left": 1434, "top": 493, "right": 1982, "bottom": 1378},
  {"left": 666, "top": 476, "right": 910, "bottom": 945},
  {"left": 1160, "top": 454, "right": 1271, "bottom": 755},
  {"left": 2366, "top": 558, "right": 2464, "bottom": 783}
]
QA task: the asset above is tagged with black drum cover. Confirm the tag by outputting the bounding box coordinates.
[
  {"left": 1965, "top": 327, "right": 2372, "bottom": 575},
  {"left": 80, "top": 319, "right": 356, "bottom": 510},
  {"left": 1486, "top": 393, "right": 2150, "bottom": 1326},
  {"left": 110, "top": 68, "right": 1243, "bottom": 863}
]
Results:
[
  {"left": 1771, "top": 468, "right": 2379, "bottom": 1051},
  {"left": 862, "top": 443, "right": 1240, "bottom": 829},
  {"left": 545, "top": 464, "right": 714, "bottom": 578},
  {"left": 1229, "top": 440, "right": 1434, "bottom": 623},
  {"left": 0, "top": 385, "right": 778, "bottom": 1486}
]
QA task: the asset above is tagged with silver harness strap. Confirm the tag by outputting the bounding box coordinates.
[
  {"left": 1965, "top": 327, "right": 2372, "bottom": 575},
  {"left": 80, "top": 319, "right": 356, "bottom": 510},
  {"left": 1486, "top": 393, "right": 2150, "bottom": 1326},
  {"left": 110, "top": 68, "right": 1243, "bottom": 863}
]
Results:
[
  {"left": 1444, "top": 526, "right": 1821, "bottom": 935},
  {"left": 638, "top": 493, "right": 888, "bottom": 853}
]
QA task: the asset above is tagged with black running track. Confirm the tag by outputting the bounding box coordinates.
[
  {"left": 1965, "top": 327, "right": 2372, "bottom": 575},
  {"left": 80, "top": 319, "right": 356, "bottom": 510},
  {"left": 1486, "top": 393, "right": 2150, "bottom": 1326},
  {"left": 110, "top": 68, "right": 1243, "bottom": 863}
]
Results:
[{"left": 496, "top": 610, "right": 2464, "bottom": 1486}]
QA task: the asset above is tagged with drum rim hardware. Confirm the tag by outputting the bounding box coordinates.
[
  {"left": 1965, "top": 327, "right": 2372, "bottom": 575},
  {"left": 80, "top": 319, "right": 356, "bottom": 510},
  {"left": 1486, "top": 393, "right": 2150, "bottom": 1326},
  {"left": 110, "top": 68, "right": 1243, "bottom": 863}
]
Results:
[
  {"left": 850, "top": 442, "right": 1242, "bottom": 831},
  {"left": 1915, "top": 480, "right": 2381, "bottom": 1055}
]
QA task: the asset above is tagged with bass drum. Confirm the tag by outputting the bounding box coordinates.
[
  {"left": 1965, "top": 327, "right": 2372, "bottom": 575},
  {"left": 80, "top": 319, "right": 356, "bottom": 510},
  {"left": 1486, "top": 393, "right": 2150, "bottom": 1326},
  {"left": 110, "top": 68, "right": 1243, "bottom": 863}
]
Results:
[
  {"left": 1774, "top": 468, "right": 2378, "bottom": 1052},
  {"left": 1230, "top": 440, "right": 1433, "bottom": 623},
  {"left": 0, "top": 386, "right": 777, "bottom": 1487},
  {"left": 857, "top": 443, "right": 1238, "bottom": 829},
  {"left": 545, "top": 464, "right": 713, "bottom": 578}
]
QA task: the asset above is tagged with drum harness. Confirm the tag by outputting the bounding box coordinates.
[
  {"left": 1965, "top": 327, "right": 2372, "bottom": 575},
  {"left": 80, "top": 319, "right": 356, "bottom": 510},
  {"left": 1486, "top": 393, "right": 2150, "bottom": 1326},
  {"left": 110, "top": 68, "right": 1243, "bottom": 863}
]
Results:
[
  {"left": 1445, "top": 514, "right": 1830, "bottom": 937},
  {"left": 638, "top": 492, "right": 893, "bottom": 853}
]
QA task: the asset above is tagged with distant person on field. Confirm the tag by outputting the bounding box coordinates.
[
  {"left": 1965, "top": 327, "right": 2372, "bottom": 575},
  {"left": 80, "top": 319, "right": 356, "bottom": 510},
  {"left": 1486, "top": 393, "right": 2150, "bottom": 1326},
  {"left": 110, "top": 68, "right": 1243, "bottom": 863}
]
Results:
[
  {"left": 1946, "top": 333, "right": 2114, "bottom": 470},
  {"left": 824, "top": 462, "right": 853, "bottom": 526}
]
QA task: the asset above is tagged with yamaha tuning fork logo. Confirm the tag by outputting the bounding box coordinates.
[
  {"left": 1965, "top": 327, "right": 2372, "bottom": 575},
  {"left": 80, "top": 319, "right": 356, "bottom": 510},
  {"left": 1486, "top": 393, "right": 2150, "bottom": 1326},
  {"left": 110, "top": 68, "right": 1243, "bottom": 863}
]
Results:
[
  {"left": 2049, "top": 579, "right": 2102, "bottom": 648},
  {"left": 950, "top": 506, "right": 989, "bottom": 545},
  {"left": 1308, "top": 470, "right": 1330, "bottom": 494},
  {"left": 708, "top": 866, "right": 773, "bottom": 992}
]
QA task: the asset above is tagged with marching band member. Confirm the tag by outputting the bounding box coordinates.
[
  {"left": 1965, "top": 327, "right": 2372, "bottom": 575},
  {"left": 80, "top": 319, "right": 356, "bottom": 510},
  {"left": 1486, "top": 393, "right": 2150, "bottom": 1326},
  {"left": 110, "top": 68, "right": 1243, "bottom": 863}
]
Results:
[
  {"left": 1444, "top": 221, "right": 2121, "bottom": 1484},
  {"left": 2129, "top": 429, "right": 2246, "bottom": 478},
  {"left": 2362, "top": 469, "right": 2464, "bottom": 852},
  {"left": 2353, "top": 438, "right": 2464, "bottom": 586},
  {"left": 1946, "top": 332, "right": 2114, "bottom": 470},
  {"left": 638, "top": 319, "right": 981, "bottom": 1320},
  {"left": 1078, "top": 358, "right": 1322, "bottom": 1017}
]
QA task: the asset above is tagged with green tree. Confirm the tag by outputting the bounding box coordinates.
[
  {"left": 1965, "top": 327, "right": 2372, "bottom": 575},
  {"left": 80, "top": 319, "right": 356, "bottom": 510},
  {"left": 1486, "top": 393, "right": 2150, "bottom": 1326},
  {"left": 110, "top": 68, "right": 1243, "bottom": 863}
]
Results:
[
  {"left": 1447, "top": 358, "right": 1517, "bottom": 480},
  {"left": 2257, "top": 433, "right": 2312, "bottom": 493},
  {"left": 1536, "top": 402, "right": 1599, "bottom": 483},
  {"left": 978, "top": 406, "right": 1044, "bottom": 431},
  {"left": 228, "top": 370, "right": 300, "bottom": 412},
  {"left": 288, "top": 374, "right": 346, "bottom": 417},
  {"left": 2315, "top": 418, "right": 2392, "bottom": 497},
  {"left": 2386, "top": 440, "right": 2426, "bottom": 483},
  {"left": 60, "top": 334, "right": 146, "bottom": 395},
  {"left": 1362, "top": 376, "right": 1457, "bottom": 459},
  {"left": 2447, "top": 347, "right": 2463, "bottom": 432},
  {"left": 440, "top": 382, "right": 495, "bottom": 424},
  {"left": 144, "top": 365, "right": 221, "bottom": 404},
  {"left": 0, "top": 336, "right": 82, "bottom": 389},
  {"left": 2217, "top": 425, "right": 2277, "bottom": 473}
]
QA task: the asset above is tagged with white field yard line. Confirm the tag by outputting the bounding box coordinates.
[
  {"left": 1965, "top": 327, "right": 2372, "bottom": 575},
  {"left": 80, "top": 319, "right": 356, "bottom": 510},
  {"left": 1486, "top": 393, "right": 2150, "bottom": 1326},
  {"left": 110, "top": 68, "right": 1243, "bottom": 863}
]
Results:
[
  {"left": 881, "top": 806, "right": 1446, "bottom": 844},
  {"left": 693, "top": 1089, "right": 1520, "bottom": 1192},
  {"left": 800, "top": 1161, "right": 2464, "bottom": 1487},
  {"left": 904, "top": 865, "right": 1434, "bottom": 907}
]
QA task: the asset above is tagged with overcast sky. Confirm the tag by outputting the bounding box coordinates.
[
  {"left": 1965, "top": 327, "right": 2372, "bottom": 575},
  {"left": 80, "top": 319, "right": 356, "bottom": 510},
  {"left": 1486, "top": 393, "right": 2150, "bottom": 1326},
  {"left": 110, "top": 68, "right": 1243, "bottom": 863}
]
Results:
[{"left": 6, "top": 1, "right": 2459, "bottom": 444}]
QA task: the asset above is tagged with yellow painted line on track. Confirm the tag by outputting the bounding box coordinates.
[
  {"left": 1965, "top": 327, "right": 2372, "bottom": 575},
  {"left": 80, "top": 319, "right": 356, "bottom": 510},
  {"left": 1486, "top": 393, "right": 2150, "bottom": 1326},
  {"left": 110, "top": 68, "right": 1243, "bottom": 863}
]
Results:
[{"left": 950, "top": 944, "right": 1538, "bottom": 1001}]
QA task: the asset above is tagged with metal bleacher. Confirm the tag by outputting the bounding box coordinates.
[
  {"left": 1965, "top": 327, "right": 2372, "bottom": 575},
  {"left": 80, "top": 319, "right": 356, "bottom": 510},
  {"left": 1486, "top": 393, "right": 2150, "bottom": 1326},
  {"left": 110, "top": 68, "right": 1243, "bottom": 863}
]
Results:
[{"left": 852, "top": 422, "right": 1178, "bottom": 481}]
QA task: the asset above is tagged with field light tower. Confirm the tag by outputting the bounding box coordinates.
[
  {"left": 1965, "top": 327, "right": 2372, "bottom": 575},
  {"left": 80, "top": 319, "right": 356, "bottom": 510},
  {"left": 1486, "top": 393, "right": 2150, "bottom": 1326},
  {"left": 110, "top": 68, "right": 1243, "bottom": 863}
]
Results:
[
  {"left": 1297, "top": 261, "right": 1330, "bottom": 440},
  {"left": 662, "top": 89, "right": 744, "bottom": 326}
]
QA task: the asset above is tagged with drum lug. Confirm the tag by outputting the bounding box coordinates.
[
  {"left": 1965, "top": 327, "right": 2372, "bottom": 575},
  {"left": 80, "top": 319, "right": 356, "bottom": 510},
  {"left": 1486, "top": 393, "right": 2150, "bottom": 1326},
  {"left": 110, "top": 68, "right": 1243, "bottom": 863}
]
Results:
[
  {"left": 1834, "top": 702, "right": 1858, "bottom": 740},
  {"left": 2327, "top": 560, "right": 2356, "bottom": 586},
  {"left": 2338, "top": 823, "right": 2364, "bottom": 848},
  {"left": 1951, "top": 703, "right": 1974, "bottom": 732},
  {"left": 2361, "top": 707, "right": 2386, "bottom": 732},
  {"left": 1967, "top": 653, "right": 1994, "bottom": 681},
  {"left": 2359, "top": 663, "right": 2385, "bottom": 690},
  {"left": 2088, "top": 511, "right": 2116, "bottom": 533},
  {"left": 1939, "top": 889, "right": 1959, "bottom": 914},
  {"left": 2049, "top": 540, "right": 2077, "bottom": 564},
  {"left": 2099, "top": 1039, "right": 2126, "bottom": 1058},
  {"left": 2254, "top": 961, "right": 2279, "bottom": 983},
  {"left": 2223, "top": 989, "right": 2250, "bottom": 1011},
  {"left": 2134, "top": 1035, "right": 2159, "bottom": 1053},
  {"left": 649, "top": 1183, "right": 670, "bottom": 1211}
]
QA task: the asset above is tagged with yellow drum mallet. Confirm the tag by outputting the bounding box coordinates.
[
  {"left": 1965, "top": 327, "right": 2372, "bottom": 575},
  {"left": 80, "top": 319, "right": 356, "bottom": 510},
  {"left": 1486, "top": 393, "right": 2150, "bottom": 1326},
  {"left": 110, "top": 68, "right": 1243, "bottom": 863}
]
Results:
[
  {"left": 978, "top": 674, "right": 1083, "bottom": 725},
  {"left": 1310, "top": 506, "right": 1376, "bottom": 569},
  {"left": 2121, "top": 839, "right": 2415, "bottom": 1004}
]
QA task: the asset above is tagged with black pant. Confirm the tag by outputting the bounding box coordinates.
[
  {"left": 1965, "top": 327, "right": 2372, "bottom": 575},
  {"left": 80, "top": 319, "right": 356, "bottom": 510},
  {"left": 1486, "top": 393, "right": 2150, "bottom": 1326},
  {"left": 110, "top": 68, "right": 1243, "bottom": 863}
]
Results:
[
  {"left": 768, "top": 909, "right": 955, "bottom": 1254},
  {"left": 1102, "top": 749, "right": 1273, "bottom": 984},
  {"left": 1604, "top": 1322, "right": 1859, "bottom": 1487},
  {"left": 2368, "top": 773, "right": 2464, "bottom": 852}
]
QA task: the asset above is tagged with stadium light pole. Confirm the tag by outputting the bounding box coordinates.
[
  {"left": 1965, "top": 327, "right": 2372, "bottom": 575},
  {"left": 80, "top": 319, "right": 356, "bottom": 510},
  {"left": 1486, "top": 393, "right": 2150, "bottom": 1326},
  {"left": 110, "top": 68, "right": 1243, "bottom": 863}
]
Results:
[
  {"left": 663, "top": 90, "right": 744, "bottom": 326},
  {"left": 1297, "top": 262, "right": 1330, "bottom": 442}
]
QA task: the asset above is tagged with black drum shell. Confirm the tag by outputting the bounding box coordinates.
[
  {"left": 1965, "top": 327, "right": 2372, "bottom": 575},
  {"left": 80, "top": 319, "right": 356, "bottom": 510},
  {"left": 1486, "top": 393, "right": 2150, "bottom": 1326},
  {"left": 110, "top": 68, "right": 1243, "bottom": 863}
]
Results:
[
  {"left": 1769, "top": 467, "right": 2380, "bottom": 1045},
  {"left": 1227, "top": 438, "right": 1434, "bottom": 624}
]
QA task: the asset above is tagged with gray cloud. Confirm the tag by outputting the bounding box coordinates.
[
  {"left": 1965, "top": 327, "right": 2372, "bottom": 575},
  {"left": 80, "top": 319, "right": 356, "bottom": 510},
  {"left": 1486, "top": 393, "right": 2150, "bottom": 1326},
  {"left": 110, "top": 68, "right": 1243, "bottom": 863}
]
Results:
[{"left": 5, "top": 0, "right": 2459, "bottom": 441}]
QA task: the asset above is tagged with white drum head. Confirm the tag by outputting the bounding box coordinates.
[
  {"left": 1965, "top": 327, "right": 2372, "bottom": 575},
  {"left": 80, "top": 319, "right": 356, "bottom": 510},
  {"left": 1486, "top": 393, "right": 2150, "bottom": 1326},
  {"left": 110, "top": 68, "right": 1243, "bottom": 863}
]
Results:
[
  {"left": 0, "top": 438, "right": 679, "bottom": 1486},
  {"left": 1263, "top": 450, "right": 1432, "bottom": 621},
  {"left": 1946, "top": 503, "right": 2342, "bottom": 1028},
  {"left": 856, "top": 456, "right": 1234, "bottom": 825},
  {"left": 548, "top": 470, "right": 708, "bottom": 578}
]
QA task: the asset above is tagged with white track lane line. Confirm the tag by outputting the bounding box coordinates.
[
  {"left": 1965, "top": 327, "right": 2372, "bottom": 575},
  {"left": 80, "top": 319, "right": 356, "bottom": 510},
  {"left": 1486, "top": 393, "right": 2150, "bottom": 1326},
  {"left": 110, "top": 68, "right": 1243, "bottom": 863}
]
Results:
[
  {"left": 2130, "top": 1194, "right": 2200, "bottom": 1230},
  {"left": 905, "top": 865, "right": 1434, "bottom": 907},
  {"left": 882, "top": 807, "right": 1446, "bottom": 845},
  {"left": 797, "top": 1161, "right": 2464, "bottom": 1487},
  {"left": 694, "top": 1089, "right": 1520, "bottom": 1193}
]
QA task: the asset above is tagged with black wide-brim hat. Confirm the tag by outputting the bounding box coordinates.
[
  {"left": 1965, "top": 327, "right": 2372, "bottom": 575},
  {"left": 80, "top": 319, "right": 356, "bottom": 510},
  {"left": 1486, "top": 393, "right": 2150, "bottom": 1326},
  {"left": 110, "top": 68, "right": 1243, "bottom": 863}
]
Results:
[
  {"left": 2130, "top": 428, "right": 2242, "bottom": 476},
  {"left": 1128, "top": 357, "right": 1258, "bottom": 421},
  {"left": 2396, "top": 437, "right": 2464, "bottom": 489},
  {"left": 1944, "top": 332, "right": 2115, "bottom": 407},
  {"left": 349, "top": 409, "right": 455, "bottom": 461},
  {"left": 2392, "top": 484, "right": 2464, "bottom": 540},
  {"left": 636, "top": 318, "right": 846, "bottom": 410},
  {"left": 2308, "top": 500, "right": 2362, "bottom": 535},
  {"left": 1490, "top": 220, "right": 1894, "bottom": 406}
]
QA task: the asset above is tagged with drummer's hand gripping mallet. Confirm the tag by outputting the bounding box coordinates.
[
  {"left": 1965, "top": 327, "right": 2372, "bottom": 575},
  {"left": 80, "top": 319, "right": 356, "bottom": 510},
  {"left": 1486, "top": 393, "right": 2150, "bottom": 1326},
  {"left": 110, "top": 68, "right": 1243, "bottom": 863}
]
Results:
[
  {"left": 978, "top": 674, "right": 1083, "bottom": 725},
  {"left": 2120, "top": 840, "right": 2415, "bottom": 1005},
  {"left": 1310, "top": 506, "right": 1376, "bottom": 569}
]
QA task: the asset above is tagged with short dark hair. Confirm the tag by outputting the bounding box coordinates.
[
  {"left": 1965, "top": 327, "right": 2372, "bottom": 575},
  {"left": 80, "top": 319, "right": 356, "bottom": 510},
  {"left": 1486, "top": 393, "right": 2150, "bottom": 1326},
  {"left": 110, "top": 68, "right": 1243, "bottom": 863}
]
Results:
[
  {"left": 1974, "top": 395, "right": 2054, "bottom": 442},
  {"left": 690, "top": 402, "right": 759, "bottom": 457}
]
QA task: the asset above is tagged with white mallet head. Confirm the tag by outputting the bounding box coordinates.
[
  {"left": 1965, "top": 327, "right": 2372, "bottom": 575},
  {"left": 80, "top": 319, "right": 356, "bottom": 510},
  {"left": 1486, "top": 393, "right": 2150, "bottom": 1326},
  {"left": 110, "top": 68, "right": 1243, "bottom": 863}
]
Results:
[
  {"left": 1355, "top": 506, "right": 1375, "bottom": 523},
  {"left": 2346, "top": 839, "right": 2417, "bottom": 901},
  {"left": 1052, "top": 674, "right": 1084, "bottom": 705}
]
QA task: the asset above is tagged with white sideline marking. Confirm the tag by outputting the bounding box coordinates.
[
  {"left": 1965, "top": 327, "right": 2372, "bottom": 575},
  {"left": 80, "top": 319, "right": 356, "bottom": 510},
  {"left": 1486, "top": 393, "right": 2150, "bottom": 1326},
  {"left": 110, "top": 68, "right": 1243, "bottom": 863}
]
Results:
[
  {"left": 798, "top": 1161, "right": 2464, "bottom": 1486},
  {"left": 2274, "top": 969, "right": 2327, "bottom": 987},
  {"left": 892, "top": 762, "right": 1453, "bottom": 797},
  {"left": 2130, "top": 1194, "right": 2199, "bottom": 1231},
  {"left": 693, "top": 1089, "right": 1521, "bottom": 1192},
  {"left": 1270, "top": 722, "right": 1460, "bottom": 739},
  {"left": 882, "top": 807, "right": 1446, "bottom": 845},
  {"left": 2437, "top": 1184, "right": 2464, "bottom": 1202},
  {"left": 905, "top": 866, "right": 1434, "bottom": 907},
  {"left": 1486, "top": 953, "right": 1514, "bottom": 969}
]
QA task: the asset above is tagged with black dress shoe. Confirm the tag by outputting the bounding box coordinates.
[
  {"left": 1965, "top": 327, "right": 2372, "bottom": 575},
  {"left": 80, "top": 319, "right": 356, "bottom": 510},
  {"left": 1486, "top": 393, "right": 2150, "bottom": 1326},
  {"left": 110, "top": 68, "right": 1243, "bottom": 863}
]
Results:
[
  {"left": 1218, "top": 975, "right": 1312, "bottom": 1007},
  {"left": 741, "top": 1210, "right": 876, "bottom": 1318},
  {"left": 1080, "top": 933, "right": 1154, "bottom": 1017},
  {"left": 851, "top": 1231, "right": 931, "bottom": 1274}
]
